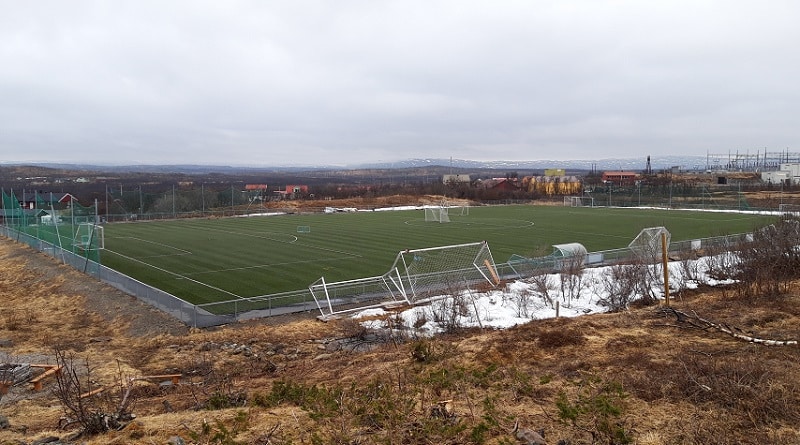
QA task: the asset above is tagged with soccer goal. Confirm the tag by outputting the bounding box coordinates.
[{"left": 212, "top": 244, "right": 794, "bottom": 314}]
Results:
[
  {"left": 564, "top": 196, "right": 595, "bottom": 207},
  {"left": 628, "top": 226, "right": 670, "bottom": 264},
  {"left": 453, "top": 206, "right": 469, "bottom": 216},
  {"left": 74, "top": 223, "right": 105, "bottom": 251},
  {"left": 424, "top": 206, "right": 450, "bottom": 223},
  {"left": 391, "top": 241, "right": 499, "bottom": 301},
  {"left": 309, "top": 241, "right": 500, "bottom": 318},
  {"left": 296, "top": 225, "right": 311, "bottom": 233}
]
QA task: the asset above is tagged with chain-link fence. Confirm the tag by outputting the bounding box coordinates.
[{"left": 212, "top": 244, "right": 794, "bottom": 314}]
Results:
[{"left": 1, "top": 219, "right": 754, "bottom": 327}]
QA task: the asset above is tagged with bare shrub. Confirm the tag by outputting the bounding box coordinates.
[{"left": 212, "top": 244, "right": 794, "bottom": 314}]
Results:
[
  {"left": 558, "top": 254, "right": 586, "bottom": 307},
  {"left": 53, "top": 349, "right": 136, "bottom": 436},
  {"left": 598, "top": 262, "right": 649, "bottom": 311},
  {"left": 506, "top": 273, "right": 554, "bottom": 318},
  {"left": 428, "top": 293, "right": 470, "bottom": 333},
  {"left": 734, "top": 217, "right": 800, "bottom": 298},
  {"left": 676, "top": 353, "right": 799, "bottom": 427},
  {"left": 2, "top": 309, "right": 36, "bottom": 331},
  {"left": 537, "top": 327, "right": 586, "bottom": 349},
  {"left": 528, "top": 272, "right": 556, "bottom": 309},
  {"left": 674, "top": 246, "right": 705, "bottom": 294},
  {"left": 702, "top": 237, "right": 740, "bottom": 281}
]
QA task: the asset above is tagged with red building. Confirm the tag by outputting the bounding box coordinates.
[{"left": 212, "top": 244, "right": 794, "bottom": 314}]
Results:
[{"left": 601, "top": 171, "right": 639, "bottom": 186}]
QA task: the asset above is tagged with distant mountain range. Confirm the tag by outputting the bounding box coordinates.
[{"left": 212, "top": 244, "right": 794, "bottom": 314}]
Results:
[
  {"left": 358, "top": 156, "right": 709, "bottom": 171},
  {"left": 1, "top": 155, "right": 709, "bottom": 174}
]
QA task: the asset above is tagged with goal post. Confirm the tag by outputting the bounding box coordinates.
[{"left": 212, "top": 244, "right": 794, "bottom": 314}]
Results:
[
  {"left": 390, "top": 240, "right": 498, "bottom": 301},
  {"left": 628, "top": 226, "right": 670, "bottom": 264},
  {"left": 308, "top": 240, "right": 500, "bottom": 318},
  {"left": 424, "top": 206, "right": 450, "bottom": 223},
  {"left": 74, "top": 223, "right": 104, "bottom": 250},
  {"left": 309, "top": 268, "right": 408, "bottom": 319},
  {"left": 564, "top": 196, "right": 595, "bottom": 207}
]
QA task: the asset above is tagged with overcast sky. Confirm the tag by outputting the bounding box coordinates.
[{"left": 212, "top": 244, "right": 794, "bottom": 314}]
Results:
[{"left": 1, "top": 1, "right": 798, "bottom": 166}]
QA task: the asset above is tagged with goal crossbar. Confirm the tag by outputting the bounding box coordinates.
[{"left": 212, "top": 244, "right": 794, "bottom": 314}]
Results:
[{"left": 309, "top": 241, "right": 499, "bottom": 318}]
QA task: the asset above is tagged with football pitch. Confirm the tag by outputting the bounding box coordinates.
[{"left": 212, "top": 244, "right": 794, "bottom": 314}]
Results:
[{"left": 101, "top": 205, "right": 774, "bottom": 306}]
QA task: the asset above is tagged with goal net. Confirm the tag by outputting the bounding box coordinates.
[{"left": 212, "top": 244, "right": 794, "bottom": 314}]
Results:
[
  {"left": 74, "top": 223, "right": 105, "bottom": 251},
  {"left": 391, "top": 241, "right": 499, "bottom": 302},
  {"left": 628, "top": 226, "right": 670, "bottom": 264},
  {"left": 564, "top": 196, "right": 595, "bottom": 207},
  {"left": 424, "top": 206, "right": 450, "bottom": 223},
  {"left": 309, "top": 241, "right": 500, "bottom": 319},
  {"left": 453, "top": 206, "right": 469, "bottom": 216}
]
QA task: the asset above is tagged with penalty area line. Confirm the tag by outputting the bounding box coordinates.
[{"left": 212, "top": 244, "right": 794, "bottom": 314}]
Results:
[{"left": 103, "top": 249, "right": 246, "bottom": 300}]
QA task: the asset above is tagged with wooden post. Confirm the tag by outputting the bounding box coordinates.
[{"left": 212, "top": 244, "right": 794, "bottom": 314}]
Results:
[
  {"left": 661, "top": 232, "right": 670, "bottom": 307},
  {"left": 484, "top": 259, "right": 501, "bottom": 285},
  {"left": 555, "top": 300, "right": 560, "bottom": 318}
]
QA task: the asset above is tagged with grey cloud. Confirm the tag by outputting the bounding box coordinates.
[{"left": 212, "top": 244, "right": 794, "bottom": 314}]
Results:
[{"left": 1, "top": 1, "right": 799, "bottom": 165}]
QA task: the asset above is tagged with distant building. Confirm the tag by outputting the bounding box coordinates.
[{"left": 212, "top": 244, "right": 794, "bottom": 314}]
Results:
[
  {"left": 544, "top": 168, "right": 566, "bottom": 177},
  {"left": 601, "top": 171, "right": 639, "bottom": 186},
  {"left": 245, "top": 184, "right": 269, "bottom": 202},
  {"left": 442, "top": 174, "right": 471, "bottom": 185},
  {"left": 274, "top": 185, "right": 309, "bottom": 199},
  {"left": 762, "top": 163, "right": 800, "bottom": 185},
  {"left": 478, "top": 178, "right": 519, "bottom": 192},
  {"left": 20, "top": 192, "right": 75, "bottom": 210},
  {"left": 285, "top": 185, "right": 309, "bottom": 195}
]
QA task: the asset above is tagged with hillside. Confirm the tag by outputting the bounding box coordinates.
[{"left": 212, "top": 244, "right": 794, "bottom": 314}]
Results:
[{"left": 1, "top": 236, "right": 799, "bottom": 444}]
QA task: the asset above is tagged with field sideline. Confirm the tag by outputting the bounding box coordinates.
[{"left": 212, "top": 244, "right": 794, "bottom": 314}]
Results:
[{"left": 101, "top": 205, "right": 773, "bottom": 305}]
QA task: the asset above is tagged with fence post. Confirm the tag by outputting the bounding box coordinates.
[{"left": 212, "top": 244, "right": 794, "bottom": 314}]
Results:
[{"left": 661, "top": 232, "right": 670, "bottom": 307}]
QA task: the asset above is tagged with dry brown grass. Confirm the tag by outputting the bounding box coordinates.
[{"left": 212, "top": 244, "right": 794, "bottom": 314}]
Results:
[{"left": 2, "top": 237, "right": 800, "bottom": 444}]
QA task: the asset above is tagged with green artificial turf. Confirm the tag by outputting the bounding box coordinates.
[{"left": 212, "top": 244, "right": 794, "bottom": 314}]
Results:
[{"left": 100, "top": 205, "right": 774, "bottom": 305}]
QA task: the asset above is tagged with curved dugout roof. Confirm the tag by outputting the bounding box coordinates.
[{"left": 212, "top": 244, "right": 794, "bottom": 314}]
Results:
[{"left": 551, "top": 242, "right": 588, "bottom": 258}]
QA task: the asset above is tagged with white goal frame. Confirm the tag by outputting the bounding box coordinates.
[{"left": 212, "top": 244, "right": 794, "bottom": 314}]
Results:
[
  {"left": 628, "top": 226, "right": 670, "bottom": 264},
  {"left": 309, "top": 241, "right": 500, "bottom": 319},
  {"left": 74, "top": 223, "right": 105, "bottom": 250},
  {"left": 424, "top": 206, "right": 450, "bottom": 223},
  {"left": 564, "top": 196, "right": 595, "bottom": 207}
]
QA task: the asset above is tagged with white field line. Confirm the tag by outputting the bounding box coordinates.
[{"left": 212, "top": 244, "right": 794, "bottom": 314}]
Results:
[
  {"left": 103, "top": 248, "right": 245, "bottom": 300},
  {"left": 180, "top": 256, "right": 355, "bottom": 276},
  {"left": 176, "top": 224, "right": 299, "bottom": 244},
  {"left": 111, "top": 236, "right": 193, "bottom": 258}
]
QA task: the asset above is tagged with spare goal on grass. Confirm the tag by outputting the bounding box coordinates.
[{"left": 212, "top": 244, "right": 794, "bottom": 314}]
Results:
[
  {"left": 309, "top": 241, "right": 499, "bottom": 319},
  {"left": 424, "top": 206, "right": 450, "bottom": 223}
]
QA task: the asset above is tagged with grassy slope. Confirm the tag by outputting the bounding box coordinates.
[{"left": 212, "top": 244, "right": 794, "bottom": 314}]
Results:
[{"left": 1, "top": 237, "right": 799, "bottom": 445}]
